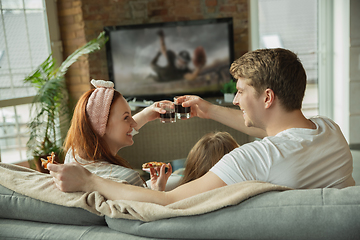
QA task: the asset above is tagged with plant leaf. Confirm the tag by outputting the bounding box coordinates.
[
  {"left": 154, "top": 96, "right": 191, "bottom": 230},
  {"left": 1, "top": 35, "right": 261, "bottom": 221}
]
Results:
[
  {"left": 24, "top": 31, "right": 107, "bottom": 159},
  {"left": 56, "top": 31, "right": 108, "bottom": 78}
]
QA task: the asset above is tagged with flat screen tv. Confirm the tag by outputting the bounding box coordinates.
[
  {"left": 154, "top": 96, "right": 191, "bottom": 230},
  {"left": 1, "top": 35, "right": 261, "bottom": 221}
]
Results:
[{"left": 104, "top": 18, "right": 234, "bottom": 101}]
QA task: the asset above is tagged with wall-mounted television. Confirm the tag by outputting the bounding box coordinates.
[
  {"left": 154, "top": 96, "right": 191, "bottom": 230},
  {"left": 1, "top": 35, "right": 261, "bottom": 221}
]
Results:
[{"left": 104, "top": 18, "right": 234, "bottom": 101}]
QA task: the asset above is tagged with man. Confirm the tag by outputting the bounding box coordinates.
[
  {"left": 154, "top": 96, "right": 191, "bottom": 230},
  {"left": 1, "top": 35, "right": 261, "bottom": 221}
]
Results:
[{"left": 49, "top": 48, "right": 354, "bottom": 205}]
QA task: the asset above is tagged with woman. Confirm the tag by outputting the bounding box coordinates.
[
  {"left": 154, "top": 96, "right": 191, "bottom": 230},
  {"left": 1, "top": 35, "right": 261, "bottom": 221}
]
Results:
[{"left": 64, "top": 79, "right": 172, "bottom": 186}]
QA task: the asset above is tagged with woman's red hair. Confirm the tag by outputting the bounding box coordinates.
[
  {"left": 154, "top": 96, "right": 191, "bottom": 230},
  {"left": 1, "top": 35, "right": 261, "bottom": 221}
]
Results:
[{"left": 64, "top": 90, "right": 132, "bottom": 168}]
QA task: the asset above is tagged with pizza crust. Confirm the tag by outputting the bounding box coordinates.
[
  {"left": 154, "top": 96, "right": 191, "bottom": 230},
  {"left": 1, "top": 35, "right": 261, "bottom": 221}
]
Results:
[
  {"left": 142, "top": 161, "right": 168, "bottom": 169},
  {"left": 40, "top": 152, "right": 55, "bottom": 169}
]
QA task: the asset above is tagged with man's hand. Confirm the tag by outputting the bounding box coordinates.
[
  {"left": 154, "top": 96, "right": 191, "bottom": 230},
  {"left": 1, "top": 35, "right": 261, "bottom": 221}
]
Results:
[
  {"left": 177, "top": 95, "right": 213, "bottom": 119},
  {"left": 178, "top": 95, "right": 267, "bottom": 138},
  {"left": 48, "top": 162, "right": 94, "bottom": 193}
]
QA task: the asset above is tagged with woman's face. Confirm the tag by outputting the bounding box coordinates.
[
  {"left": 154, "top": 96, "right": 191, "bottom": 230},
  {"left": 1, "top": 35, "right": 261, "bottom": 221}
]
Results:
[{"left": 103, "top": 96, "right": 137, "bottom": 155}]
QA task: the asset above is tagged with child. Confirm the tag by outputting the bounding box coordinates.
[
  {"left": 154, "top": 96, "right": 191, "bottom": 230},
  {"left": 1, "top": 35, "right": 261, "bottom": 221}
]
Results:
[
  {"left": 179, "top": 131, "right": 239, "bottom": 185},
  {"left": 149, "top": 131, "right": 239, "bottom": 191}
]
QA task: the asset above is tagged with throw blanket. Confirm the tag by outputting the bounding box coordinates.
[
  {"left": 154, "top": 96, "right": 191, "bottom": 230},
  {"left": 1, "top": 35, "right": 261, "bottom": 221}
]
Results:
[{"left": 0, "top": 163, "right": 292, "bottom": 222}]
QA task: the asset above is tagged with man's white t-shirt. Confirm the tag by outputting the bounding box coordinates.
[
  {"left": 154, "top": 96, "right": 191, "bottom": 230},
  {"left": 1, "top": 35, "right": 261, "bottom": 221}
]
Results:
[{"left": 210, "top": 116, "right": 355, "bottom": 189}]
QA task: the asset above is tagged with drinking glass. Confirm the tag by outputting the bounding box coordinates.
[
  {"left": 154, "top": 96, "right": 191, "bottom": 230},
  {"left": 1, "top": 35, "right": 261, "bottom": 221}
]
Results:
[
  {"left": 159, "top": 102, "right": 176, "bottom": 123},
  {"left": 174, "top": 96, "right": 191, "bottom": 120}
]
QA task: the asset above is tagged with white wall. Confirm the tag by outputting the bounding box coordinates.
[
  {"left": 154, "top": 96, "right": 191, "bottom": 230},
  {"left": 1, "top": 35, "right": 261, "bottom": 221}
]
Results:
[
  {"left": 333, "top": 0, "right": 350, "bottom": 142},
  {"left": 334, "top": 0, "right": 360, "bottom": 148},
  {"left": 349, "top": 0, "right": 360, "bottom": 149}
]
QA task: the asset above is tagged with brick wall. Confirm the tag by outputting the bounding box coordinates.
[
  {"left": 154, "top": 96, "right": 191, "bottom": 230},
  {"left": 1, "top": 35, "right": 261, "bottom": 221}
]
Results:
[
  {"left": 57, "top": 0, "right": 249, "bottom": 102},
  {"left": 57, "top": 0, "right": 89, "bottom": 103}
]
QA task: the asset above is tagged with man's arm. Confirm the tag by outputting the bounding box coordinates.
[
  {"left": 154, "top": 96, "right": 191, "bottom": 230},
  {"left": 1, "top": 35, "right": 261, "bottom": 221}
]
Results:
[
  {"left": 209, "top": 105, "right": 266, "bottom": 138},
  {"left": 92, "top": 171, "right": 226, "bottom": 204},
  {"left": 181, "top": 96, "right": 267, "bottom": 139},
  {"left": 48, "top": 163, "right": 226, "bottom": 205}
]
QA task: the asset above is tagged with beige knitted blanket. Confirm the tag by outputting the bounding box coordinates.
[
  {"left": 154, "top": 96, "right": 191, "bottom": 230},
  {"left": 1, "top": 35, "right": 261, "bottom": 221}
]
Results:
[{"left": 0, "top": 163, "right": 292, "bottom": 222}]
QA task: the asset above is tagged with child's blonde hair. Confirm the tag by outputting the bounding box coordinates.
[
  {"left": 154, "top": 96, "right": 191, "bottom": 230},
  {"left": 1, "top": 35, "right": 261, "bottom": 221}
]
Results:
[{"left": 179, "top": 131, "right": 239, "bottom": 185}]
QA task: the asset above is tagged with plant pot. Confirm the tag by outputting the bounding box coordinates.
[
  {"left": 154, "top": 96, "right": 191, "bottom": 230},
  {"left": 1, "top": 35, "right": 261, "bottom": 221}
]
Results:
[{"left": 224, "top": 93, "right": 235, "bottom": 103}]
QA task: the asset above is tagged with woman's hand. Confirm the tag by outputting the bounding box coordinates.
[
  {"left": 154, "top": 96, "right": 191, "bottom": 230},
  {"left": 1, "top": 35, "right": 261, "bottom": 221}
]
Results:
[
  {"left": 149, "top": 164, "right": 172, "bottom": 191},
  {"left": 48, "top": 162, "right": 94, "bottom": 193},
  {"left": 132, "top": 100, "right": 171, "bottom": 130},
  {"left": 144, "top": 100, "right": 171, "bottom": 122}
]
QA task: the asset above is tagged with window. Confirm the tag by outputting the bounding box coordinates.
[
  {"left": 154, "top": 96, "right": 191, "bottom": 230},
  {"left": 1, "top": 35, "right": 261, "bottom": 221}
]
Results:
[
  {"left": 0, "top": 0, "right": 51, "bottom": 164},
  {"left": 250, "top": 0, "right": 324, "bottom": 118}
]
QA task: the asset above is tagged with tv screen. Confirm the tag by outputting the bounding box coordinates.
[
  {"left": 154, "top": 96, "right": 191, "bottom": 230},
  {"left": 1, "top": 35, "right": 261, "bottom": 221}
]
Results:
[{"left": 104, "top": 18, "right": 234, "bottom": 101}]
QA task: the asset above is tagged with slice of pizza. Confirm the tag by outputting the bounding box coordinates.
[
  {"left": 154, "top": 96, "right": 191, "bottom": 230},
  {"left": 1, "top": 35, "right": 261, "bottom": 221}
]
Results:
[
  {"left": 142, "top": 161, "right": 168, "bottom": 169},
  {"left": 40, "top": 152, "right": 56, "bottom": 169}
]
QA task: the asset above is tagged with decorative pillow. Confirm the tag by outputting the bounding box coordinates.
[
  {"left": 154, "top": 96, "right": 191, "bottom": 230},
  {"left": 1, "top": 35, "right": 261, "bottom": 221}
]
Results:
[{"left": 0, "top": 184, "right": 106, "bottom": 226}]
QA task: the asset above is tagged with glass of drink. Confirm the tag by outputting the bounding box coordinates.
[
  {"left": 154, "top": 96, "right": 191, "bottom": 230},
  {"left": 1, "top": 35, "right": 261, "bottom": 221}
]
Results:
[
  {"left": 159, "top": 102, "right": 176, "bottom": 123},
  {"left": 174, "top": 96, "right": 191, "bottom": 120}
]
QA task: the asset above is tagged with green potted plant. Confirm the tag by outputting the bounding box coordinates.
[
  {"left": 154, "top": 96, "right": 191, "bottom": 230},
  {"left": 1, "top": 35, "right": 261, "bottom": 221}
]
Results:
[
  {"left": 24, "top": 31, "right": 108, "bottom": 172},
  {"left": 220, "top": 79, "right": 237, "bottom": 102}
]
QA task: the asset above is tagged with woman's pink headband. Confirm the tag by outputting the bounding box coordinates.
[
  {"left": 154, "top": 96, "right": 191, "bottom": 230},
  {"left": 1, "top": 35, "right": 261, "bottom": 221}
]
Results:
[{"left": 86, "top": 79, "right": 114, "bottom": 137}]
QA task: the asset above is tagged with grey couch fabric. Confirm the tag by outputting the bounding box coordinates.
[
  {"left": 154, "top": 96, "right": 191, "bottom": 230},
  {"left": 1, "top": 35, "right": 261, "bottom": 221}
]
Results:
[
  {"left": 0, "top": 184, "right": 105, "bottom": 226},
  {"left": 1, "top": 183, "right": 359, "bottom": 240},
  {"left": 106, "top": 187, "right": 360, "bottom": 239},
  {"left": 0, "top": 219, "right": 151, "bottom": 240}
]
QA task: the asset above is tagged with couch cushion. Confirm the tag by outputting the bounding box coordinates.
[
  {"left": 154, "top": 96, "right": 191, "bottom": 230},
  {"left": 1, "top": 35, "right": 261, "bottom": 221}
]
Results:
[
  {"left": 0, "top": 219, "right": 149, "bottom": 240},
  {"left": 105, "top": 186, "right": 360, "bottom": 240},
  {"left": 0, "top": 184, "right": 106, "bottom": 226}
]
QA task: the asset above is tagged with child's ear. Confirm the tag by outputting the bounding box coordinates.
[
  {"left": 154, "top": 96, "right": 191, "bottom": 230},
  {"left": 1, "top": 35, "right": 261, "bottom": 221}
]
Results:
[{"left": 264, "top": 88, "right": 275, "bottom": 109}]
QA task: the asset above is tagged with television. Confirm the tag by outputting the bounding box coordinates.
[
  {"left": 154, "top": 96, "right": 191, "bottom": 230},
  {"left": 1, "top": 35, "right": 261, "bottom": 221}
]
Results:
[{"left": 104, "top": 18, "right": 234, "bottom": 101}]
